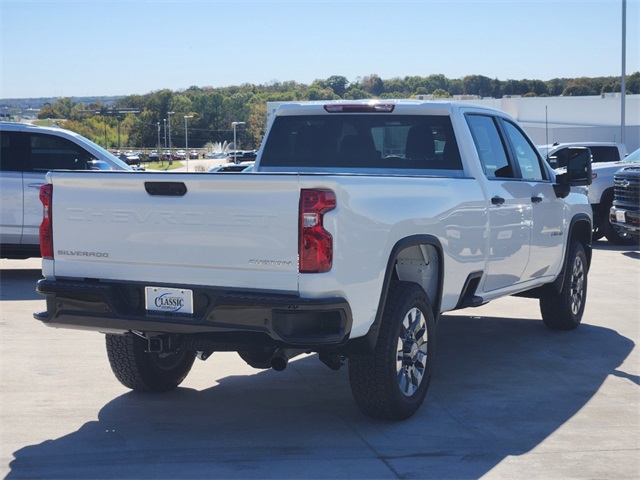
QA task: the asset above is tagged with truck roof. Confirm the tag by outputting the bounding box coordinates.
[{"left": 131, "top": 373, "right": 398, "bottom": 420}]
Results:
[{"left": 273, "top": 99, "right": 505, "bottom": 117}]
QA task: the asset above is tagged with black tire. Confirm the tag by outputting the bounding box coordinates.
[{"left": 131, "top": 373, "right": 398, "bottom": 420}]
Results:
[
  {"left": 539, "top": 240, "right": 588, "bottom": 330},
  {"left": 105, "top": 333, "right": 195, "bottom": 392},
  {"left": 599, "top": 192, "right": 635, "bottom": 245},
  {"left": 348, "top": 281, "right": 436, "bottom": 420}
]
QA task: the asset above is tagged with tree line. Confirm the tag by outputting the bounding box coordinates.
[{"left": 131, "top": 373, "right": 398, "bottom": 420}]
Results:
[{"left": 37, "top": 72, "right": 640, "bottom": 150}]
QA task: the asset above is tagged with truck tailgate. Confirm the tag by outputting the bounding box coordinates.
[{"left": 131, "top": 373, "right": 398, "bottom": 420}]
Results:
[{"left": 49, "top": 172, "right": 301, "bottom": 293}]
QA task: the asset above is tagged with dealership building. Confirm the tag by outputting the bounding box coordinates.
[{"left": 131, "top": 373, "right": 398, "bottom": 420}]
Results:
[
  {"left": 467, "top": 93, "right": 639, "bottom": 152},
  {"left": 268, "top": 94, "right": 640, "bottom": 153}
]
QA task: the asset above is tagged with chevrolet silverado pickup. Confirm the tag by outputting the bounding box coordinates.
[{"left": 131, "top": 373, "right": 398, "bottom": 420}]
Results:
[{"left": 34, "top": 100, "right": 592, "bottom": 420}]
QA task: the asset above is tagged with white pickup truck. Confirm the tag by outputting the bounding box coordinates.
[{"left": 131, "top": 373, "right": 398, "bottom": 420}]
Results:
[{"left": 34, "top": 100, "right": 593, "bottom": 420}]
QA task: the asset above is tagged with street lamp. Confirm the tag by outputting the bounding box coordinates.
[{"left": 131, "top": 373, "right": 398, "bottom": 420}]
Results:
[
  {"left": 232, "top": 121, "right": 245, "bottom": 164},
  {"left": 163, "top": 119, "right": 167, "bottom": 148},
  {"left": 168, "top": 112, "right": 175, "bottom": 162},
  {"left": 184, "top": 115, "right": 193, "bottom": 171},
  {"left": 157, "top": 122, "right": 161, "bottom": 153}
]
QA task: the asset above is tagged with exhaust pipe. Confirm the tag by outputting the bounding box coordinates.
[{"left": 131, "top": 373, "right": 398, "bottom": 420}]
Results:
[
  {"left": 271, "top": 349, "right": 290, "bottom": 371},
  {"left": 270, "top": 348, "right": 307, "bottom": 371}
]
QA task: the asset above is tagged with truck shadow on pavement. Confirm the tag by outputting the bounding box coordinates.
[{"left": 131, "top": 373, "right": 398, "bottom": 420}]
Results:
[
  {"left": 0, "top": 269, "right": 43, "bottom": 301},
  {"left": 8, "top": 316, "right": 635, "bottom": 479}
]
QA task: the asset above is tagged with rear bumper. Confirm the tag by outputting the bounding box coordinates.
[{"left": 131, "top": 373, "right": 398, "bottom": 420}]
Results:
[{"left": 34, "top": 278, "right": 352, "bottom": 348}]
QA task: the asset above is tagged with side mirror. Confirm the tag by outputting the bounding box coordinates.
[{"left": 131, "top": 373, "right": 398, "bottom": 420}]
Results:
[{"left": 554, "top": 147, "right": 592, "bottom": 198}]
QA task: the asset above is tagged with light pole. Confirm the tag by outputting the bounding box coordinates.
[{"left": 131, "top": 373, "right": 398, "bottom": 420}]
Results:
[
  {"left": 163, "top": 119, "right": 167, "bottom": 148},
  {"left": 157, "top": 122, "right": 161, "bottom": 153},
  {"left": 184, "top": 115, "right": 193, "bottom": 171},
  {"left": 232, "top": 121, "right": 245, "bottom": 164},
  {"left": 621, "top": 0, "right": 626, "bottom": 145},
  {"left": 168, "top": 112, "right": 175, "bottom": 162}
]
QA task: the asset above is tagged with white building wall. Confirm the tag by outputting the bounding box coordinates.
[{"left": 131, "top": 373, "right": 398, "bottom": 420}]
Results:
[
  {"left": 467, "top": 94, "right": 640, "bottom": 152},
  {"left": 267, "top": 95, "right": 640, "bottom": 152}
]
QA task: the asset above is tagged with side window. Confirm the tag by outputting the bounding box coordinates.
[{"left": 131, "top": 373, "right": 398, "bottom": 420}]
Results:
[
  {"left": 29, "top": 134, "right": 93, "bottom": 172},
  {"left": 0, "top": 131, "right": 26, "bottom": 172},
  {"left": 590, "top": 146, "right": 620, "bottom": 163},
  {"left": 502, "top": 121, "right": 546, "bottom": 181},
  {"left": 466, "top": 114, "right": 514, "bottom": 178}
]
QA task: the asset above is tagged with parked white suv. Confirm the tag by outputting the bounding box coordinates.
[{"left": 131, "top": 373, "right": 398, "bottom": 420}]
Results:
[
  {"left": 0, "top": 122, "right": 132, "bottom": 259},
  {"left": 539, "top": 141, "right": 637, "bottom": 244},
  {"left": 538, "top": 142, "right": 626, "bottom": 169}
]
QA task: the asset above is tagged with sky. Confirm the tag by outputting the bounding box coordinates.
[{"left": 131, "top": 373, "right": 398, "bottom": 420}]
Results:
[{"left": 1, "top": 0, "right": 639, "bottom": 99}]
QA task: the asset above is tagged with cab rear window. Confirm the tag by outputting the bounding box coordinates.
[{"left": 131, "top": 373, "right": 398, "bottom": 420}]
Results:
[{"left": 261, "top": 115, "right": 462, "bottom": 171}]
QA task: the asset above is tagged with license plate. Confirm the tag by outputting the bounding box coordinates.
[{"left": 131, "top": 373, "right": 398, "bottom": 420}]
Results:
[
  {"left": 145, "top": 287, "right": 193, "bottom": 315},
  {"left": 616, "top": 211, "right": 626, "bottom": 223}
]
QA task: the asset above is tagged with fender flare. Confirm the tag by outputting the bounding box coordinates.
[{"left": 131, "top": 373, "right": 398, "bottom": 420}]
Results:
[
  {"left": 549, "top": 213, "right": 592, "bottom": 295},
  {"left": 343, "top": 234, "right": 444, "bottom": 354}
]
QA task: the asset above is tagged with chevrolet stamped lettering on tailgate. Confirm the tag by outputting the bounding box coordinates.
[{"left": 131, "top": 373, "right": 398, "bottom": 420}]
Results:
[{"left": 64, "top": 207, "right": 277, "bottom": 228}]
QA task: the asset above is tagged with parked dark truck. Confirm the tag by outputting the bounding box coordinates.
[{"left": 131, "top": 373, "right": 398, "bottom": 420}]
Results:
[
  {"left": 34, "top": 100, "right": 593, "bottom": 420},
  {"left": 611, "top": 164, "right": 640, "bottom": 242}
]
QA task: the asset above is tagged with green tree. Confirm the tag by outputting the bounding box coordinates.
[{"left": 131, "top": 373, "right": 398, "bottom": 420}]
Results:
[
  {"left": 361, "top": 74, "right": 384, "bottom": 96},
  {"left": 462, "top": 75, "right": 493, "bottom": 97},
  {"left": 325, "top": 75, "right": 349, "bottom": 97},
  {"left": 432, "top": 89, "right": 450, "bottom": 98}
]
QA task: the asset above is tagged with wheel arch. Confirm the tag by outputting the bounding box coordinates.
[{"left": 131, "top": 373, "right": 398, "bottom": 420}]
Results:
[
  {"left": 548, "top": 213, "right": 592, "bottom": 296},
  {"left": 343, "top": 235, "right": 443, "bottom": 354},
  {"left": 568, "top": 213, "right": 593, "bottom": 271}
]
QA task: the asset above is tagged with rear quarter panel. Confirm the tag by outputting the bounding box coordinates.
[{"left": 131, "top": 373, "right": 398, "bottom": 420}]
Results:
[{"left": 297, "top": 174, "right": 486, "bottom": 338}]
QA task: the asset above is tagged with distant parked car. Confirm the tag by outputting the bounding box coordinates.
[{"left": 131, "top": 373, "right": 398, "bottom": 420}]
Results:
[
  {"left": 208, "top": 161, "right": 254, "bottom": 173},
  {"left": 205, "top": 152, "right": 230, "bottom": 160},
  {"left": 175, "top": 149, "right": 187, "bottom": 160},
  {"left": 148, "top": 149, "right": 159, "bottom": 161},
  {"left": 120, "top": 151, "right": 141, "bottom": 166},
  {"left": 189, "top": 149, "right": 199, "bottom": 159},
  {"left": 610, "top": 148, "right": 640, "bottom": 244},
  {"left": 538, "top": 142, "right": 627, "bottom": 169},
  {"left": 541, "top": 142, "right": 634, "bottom": 244},
  {"left": 228, "top": 150, "right": 258, "bottom": 164},
  {"left": 162, "top": 149, "right": 172, "bottom": 160}
]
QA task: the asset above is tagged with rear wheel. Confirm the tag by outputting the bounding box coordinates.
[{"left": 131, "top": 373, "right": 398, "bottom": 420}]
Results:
[
  {"left": 105, "top": 333, "right": 195, "bottom": 392},
  {"left": 539, "top": 240, "right": 587, "bottom": 330},
  {"left": 348, "top": 282, "right": 436, "bottom": 420}
]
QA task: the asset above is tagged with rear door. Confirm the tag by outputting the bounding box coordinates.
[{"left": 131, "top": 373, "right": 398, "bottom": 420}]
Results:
[{"left": 466, "top": 114, "right": 532, "bottom": 292}]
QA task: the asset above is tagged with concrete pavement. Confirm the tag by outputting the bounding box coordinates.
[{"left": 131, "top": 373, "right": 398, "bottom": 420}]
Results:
[{"left": 1, "top": 241, "right": 638, "bottom": 479}]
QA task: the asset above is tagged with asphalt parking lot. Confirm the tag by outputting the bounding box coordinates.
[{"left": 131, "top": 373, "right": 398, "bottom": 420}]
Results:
[{"left": 1, "top": 241, "right": 638, "bottom": 479}]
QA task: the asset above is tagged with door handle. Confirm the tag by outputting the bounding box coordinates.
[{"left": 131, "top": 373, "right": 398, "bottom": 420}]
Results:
[
  {"left": 28, "top": 183, "right": 46, "bottom": 189},
  {"left": 491, "top": 196, "right": 505, "bottom": 206},
  {"left": 531, "top": 196, "right": 543, "bottom": 204}
]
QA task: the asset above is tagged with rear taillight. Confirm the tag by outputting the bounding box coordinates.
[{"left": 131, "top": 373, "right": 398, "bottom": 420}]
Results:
[
  {"left": 39, "top": 184, "right": 53, "bottom": 259},
  {"left": 299, "top": 189, "right": 336, "bottom": 273}
]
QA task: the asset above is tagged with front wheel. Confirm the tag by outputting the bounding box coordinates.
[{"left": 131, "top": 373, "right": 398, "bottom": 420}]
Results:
[
  {"left": 105, "top": 333, "right": 195, "bottom": 392},
  {"left": 539, "top": 240, "right": 588, "bottom": 330},
  {"left": 348, "top": 282, "right": 436, "bottom": 420}
]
